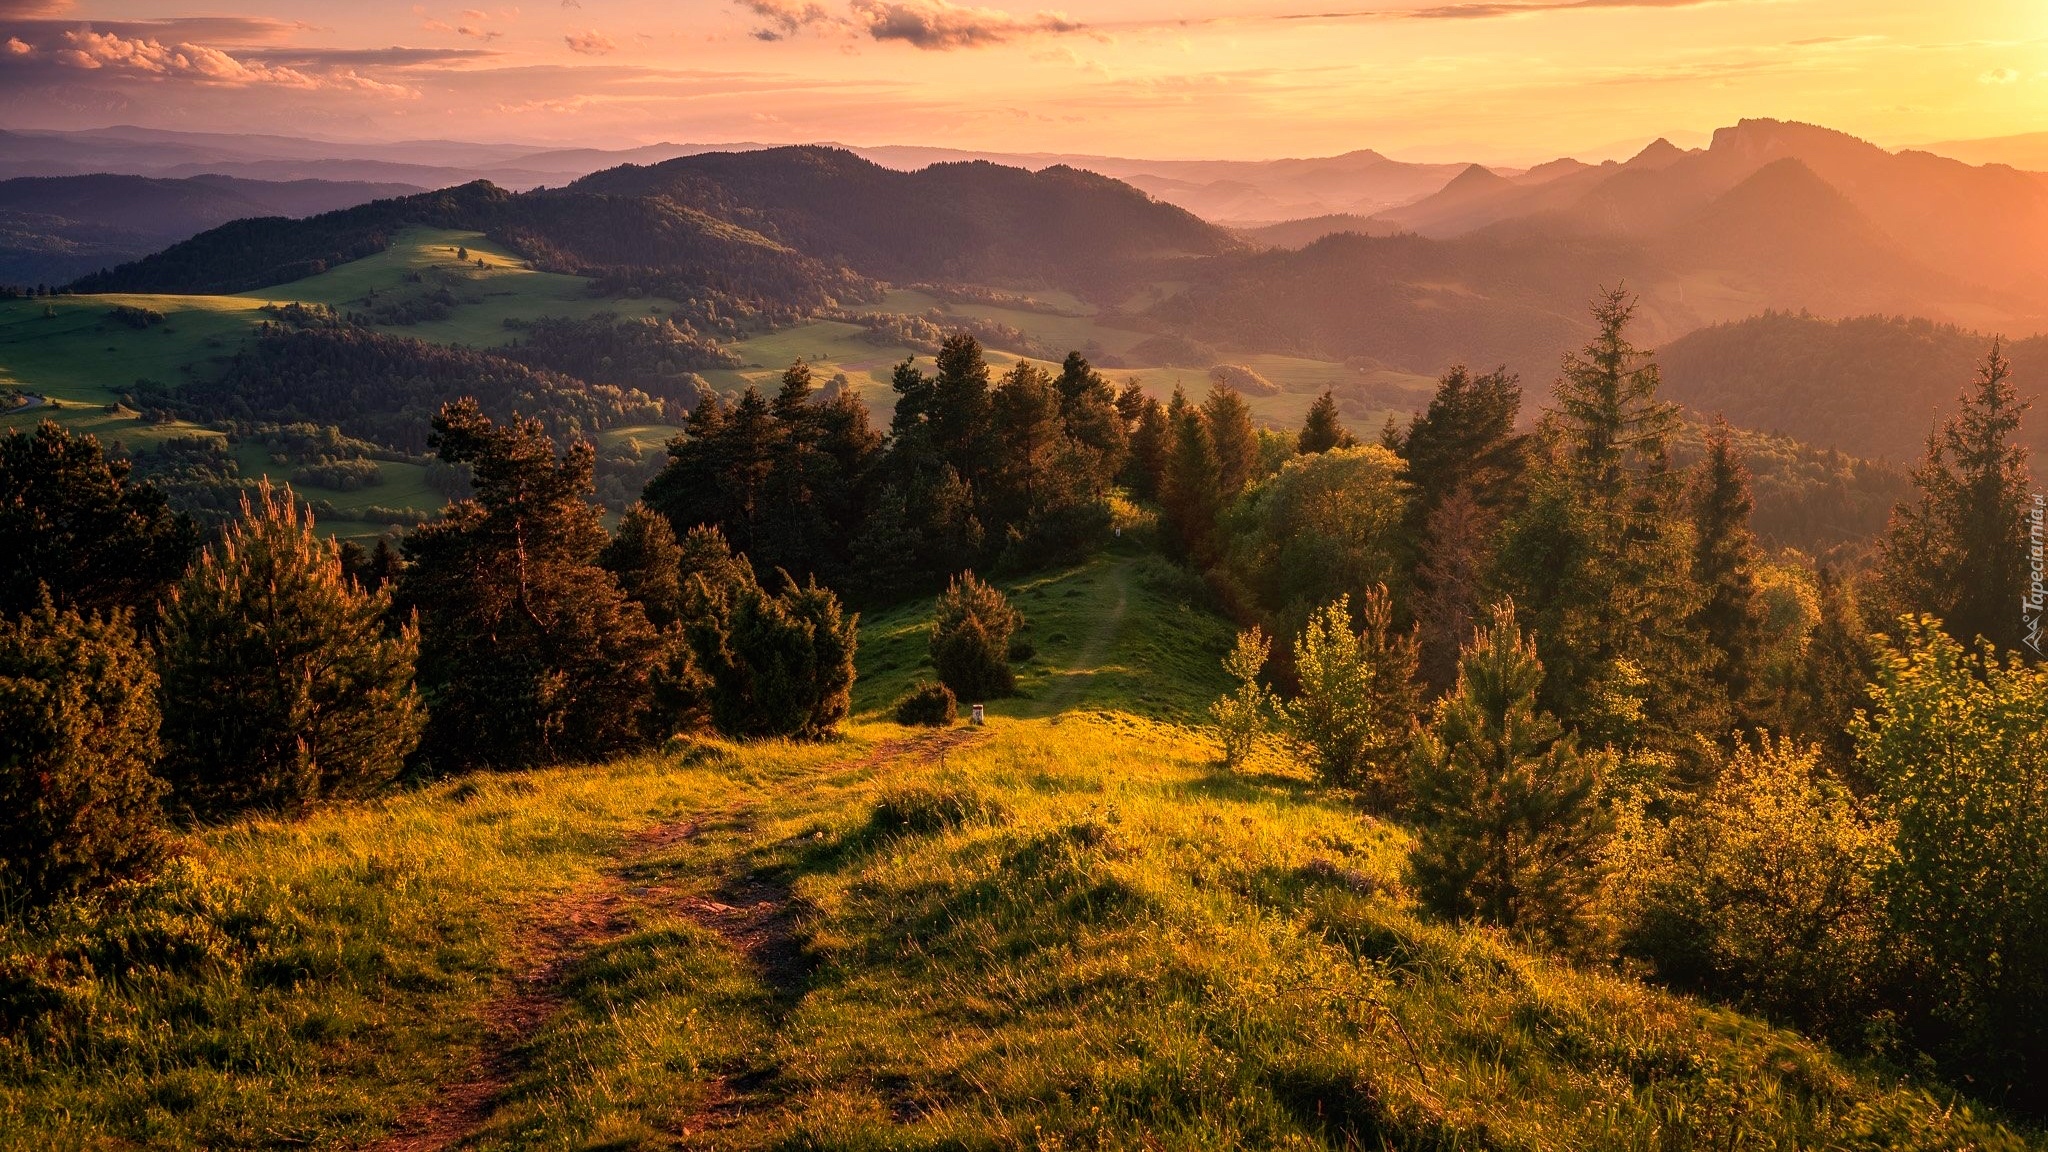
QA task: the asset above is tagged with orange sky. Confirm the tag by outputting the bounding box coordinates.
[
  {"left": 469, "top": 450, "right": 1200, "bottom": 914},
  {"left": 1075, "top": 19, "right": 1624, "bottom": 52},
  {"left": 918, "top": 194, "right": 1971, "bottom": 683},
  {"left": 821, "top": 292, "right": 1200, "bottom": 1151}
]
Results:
[{"left": 2, "top": 0, "right": 2045, "bottom": 159}]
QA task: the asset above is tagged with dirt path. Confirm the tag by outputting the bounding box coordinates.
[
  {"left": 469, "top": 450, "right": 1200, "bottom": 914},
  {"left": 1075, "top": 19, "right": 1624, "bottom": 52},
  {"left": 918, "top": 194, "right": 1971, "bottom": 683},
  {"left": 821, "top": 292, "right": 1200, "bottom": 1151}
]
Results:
[
  {"left": 365, "top": 727, "right": 985, "bottom": 1152},
  {"left": 1034, "top": 559, "right": 1132, "bottom": 717}
]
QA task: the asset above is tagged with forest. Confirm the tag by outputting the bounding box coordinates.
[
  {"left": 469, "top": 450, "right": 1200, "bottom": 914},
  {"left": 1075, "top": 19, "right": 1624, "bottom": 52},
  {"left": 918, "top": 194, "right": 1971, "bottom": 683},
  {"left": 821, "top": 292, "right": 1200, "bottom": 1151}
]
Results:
[{"left": 1, "top": 287, "right": 2044, "bottom": 1147}]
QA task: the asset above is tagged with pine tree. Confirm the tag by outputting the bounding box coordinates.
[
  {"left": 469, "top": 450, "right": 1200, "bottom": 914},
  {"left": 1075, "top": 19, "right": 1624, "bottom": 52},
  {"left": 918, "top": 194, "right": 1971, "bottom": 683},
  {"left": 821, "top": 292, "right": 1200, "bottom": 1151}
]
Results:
[
  {"left": 0, "top": 598, "right": 165, "bottom": 907},
  {"left": 1122, "top": 390, "right": 1171, "bottom": 499},
  {"left": 931, "top": 334, "right": 995, "bottom": 482},
  {"left": 1283, "top": 588, "right": 1420, "bottom": 807},
  {"left": 930, "top": 571, "right": 1022, "bottom": 701},
  {"left": 157, "top": 482, "right": 423, "bottom": 814},
  {"left": 1296, "top": 389, "right": 1354, "bottom": 454},
  {"left": 1492, "top": 291, "right": 1719, "bottom": 767},
  {"left": 685, "top": 546, "right": 858, "bottom": 741},
  {"left": 1202, "top": 383, "right": 1261, "bottom": 501},
  {"left": 401, "top": 400, "right": 662, "bottom": 769},
  {"left": 1408, "top": 600, "right": 1608, "bottom": 941},
  {"left": 1056, "top": 351, "right": 1128, "bottom": 483},
  {"left": 1160, "top": 391, "right": 1223, "bottom": 565},
  {"left": 602, "top": 503, "right": 687, "bottom": 630},
  {"left": 1780, "top": 567, "right": 1876, "bottom": 782},
  {"left": 1413, "top": 487, "right": 1493, "bottom": 693},
  {"left": 1689, "top": 419, "right": 1767, "bottom": 714},
  {"left": 1878, "top": 341, "right": 2035, "bottom": 651},
  {"left": 1398, "top": 364, "right": 1523, "bottom": 528},
  {"left": 0, "top": 420, "right": 196, "bottom": 617}
]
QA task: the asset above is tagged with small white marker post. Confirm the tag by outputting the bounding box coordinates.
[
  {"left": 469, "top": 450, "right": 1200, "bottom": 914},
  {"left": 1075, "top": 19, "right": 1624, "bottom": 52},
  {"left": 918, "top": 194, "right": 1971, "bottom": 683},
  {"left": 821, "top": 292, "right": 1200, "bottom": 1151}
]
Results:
[{"left": 970, "top": 703, "right": 986, "bottom": 726}]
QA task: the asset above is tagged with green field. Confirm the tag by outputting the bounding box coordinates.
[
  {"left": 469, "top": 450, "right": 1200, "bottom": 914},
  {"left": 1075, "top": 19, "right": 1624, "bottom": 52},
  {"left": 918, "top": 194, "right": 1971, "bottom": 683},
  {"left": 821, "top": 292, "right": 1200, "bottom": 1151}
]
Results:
[
  {"left": 1, "top": 227, "right": 1431, "bottom": 535},
  {"left": 1, "top": 555, "right": 2034, "bottom": 1150}
]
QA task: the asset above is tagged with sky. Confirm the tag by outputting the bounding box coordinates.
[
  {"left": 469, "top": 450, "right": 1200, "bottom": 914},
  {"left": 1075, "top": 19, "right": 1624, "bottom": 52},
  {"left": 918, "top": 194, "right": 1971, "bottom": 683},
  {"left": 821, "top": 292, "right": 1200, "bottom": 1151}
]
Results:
[{"left": 2, "top": 0, "right": 2046, "bottom": 162}]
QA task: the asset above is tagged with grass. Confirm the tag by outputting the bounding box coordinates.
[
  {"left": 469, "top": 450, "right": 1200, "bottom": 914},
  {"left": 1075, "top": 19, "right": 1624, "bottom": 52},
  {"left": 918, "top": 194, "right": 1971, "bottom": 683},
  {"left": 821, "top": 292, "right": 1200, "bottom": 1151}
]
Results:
[{"left": 1, "top": 553, "right": 2039, "bottom": 1150}]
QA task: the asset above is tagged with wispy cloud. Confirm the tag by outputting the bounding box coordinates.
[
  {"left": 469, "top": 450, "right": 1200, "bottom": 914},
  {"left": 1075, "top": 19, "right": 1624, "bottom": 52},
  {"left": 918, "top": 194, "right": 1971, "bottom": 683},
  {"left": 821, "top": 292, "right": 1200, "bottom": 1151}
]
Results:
[
  {"left": 564, "top": 28, "right": 616, "bottom": 54},
  {"left": 850, "top": 0, "right": 1081, "bottom": 48}
]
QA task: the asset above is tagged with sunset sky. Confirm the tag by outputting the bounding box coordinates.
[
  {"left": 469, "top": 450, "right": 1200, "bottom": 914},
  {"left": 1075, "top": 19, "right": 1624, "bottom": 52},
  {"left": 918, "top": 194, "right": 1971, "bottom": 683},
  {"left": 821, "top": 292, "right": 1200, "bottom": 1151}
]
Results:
[{"left": 2, "top": 0, "right": 2044, "bottom": 161}]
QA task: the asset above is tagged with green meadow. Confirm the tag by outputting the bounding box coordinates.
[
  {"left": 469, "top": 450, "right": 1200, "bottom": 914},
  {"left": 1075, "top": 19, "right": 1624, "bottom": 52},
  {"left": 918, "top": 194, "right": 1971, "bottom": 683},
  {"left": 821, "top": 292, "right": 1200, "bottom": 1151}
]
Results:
[{"left": 0, "top": 555, "right": 2037, "bottom": 1151}]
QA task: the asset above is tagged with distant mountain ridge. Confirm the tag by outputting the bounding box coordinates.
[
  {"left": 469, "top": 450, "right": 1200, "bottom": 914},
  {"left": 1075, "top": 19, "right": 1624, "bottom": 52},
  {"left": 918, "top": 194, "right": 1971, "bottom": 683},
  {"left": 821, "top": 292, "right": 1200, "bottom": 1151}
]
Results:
[{"left": 0, "top": 173, "right": 424, "bottom": 287}]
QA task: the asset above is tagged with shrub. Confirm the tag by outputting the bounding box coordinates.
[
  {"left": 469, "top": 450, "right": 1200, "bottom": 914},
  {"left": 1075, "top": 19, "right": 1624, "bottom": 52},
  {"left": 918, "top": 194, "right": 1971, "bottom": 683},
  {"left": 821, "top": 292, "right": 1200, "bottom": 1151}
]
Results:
[
  {"left": 1283, "top": 588, "right": 1419, "bottom": 804},
  {"left": 895, "top": 680, "right": 958, "bottom": 727},
  {"left": 0, "top": 600, "right": 166, "bottom": 909},
  {"left": 685, "top": 542, "right": 859, "bottom": 740},
  {"left": 0, "top": 421, "right": 196, "bottom": 618},
  {"left": 1409, "top": 600, "right": 1608, "bottom": 943},
  {"left": 1852, "top": 616, "right": 2048, "bottom": 1103},
  {"left": 930, "top": 571, "right": 1021, "bottom": 701},
  {"left": 1210, "top": 626, "right": 1273, "bottom": 770},
  {"left": 1608, "top": 736, "right": 1891, "bottom": 1035},
  {"left": 157, "top": 483, "right": 424, "bottom": 815}
]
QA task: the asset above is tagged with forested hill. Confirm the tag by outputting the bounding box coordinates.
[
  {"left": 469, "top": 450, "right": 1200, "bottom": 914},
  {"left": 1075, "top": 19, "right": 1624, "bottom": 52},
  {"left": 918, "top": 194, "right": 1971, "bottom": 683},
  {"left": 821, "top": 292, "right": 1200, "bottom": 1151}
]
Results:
[
  {"left": 561, "top": 146, "right": 1240, "bottom": 287},
  {"left": 1659, "top": 311, "right": 2048, "bottom": 462},
  {"left": 68, "top": 148, "right": 1236, "bottom": 307}
]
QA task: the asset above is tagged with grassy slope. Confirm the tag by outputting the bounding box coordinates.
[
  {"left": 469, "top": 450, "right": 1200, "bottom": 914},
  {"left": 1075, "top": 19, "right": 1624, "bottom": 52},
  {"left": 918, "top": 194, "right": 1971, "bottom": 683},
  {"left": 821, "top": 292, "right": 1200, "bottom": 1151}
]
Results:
[{"left": 1, "top": 553, "right": 2035, "bottom": 1151}]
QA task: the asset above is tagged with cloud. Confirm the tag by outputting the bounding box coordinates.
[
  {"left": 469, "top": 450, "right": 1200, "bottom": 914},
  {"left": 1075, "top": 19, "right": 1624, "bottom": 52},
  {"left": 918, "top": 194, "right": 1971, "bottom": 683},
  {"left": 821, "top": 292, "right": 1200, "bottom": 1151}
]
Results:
[
  {"left": 243, "top": 45, "right": 498, "bottom": 67},
  {"left": 2, "top": 27, "right": 423, "bottom": 94},
  {"left": 0, "top": 0, "right": 70, "bottom": 17},
  {"left": 736, "top": 0, "right": 838, "bottom": 40},
  {"left": 849, "top": 0, "right": 1081, "bottom": 49},
  {"left": 456, "top": 24, "right": 502, "bottom": 40},
  {"left": 564, "top": 28, "right": 616, "bottom": 53},
  {"left": 1980, "top": 67, "right": 2020, "bottom": 85},
  {"left": 5, "top": 35, "right": 29, "bottom": 54}
]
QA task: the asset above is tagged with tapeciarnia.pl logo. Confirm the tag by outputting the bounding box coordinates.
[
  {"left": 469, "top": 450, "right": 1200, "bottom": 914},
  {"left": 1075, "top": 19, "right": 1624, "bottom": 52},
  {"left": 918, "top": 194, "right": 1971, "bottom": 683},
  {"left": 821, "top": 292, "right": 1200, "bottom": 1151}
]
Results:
[{"left": 2027, "top": 492, "right": 2046, "bottom": 657}]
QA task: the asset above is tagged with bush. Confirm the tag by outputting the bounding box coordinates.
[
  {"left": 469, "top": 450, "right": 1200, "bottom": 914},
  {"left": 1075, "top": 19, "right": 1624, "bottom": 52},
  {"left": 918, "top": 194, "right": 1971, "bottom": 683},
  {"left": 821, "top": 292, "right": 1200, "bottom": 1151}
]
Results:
[
  {"left": 1210, "top": 626, "right": 1273, "bottom": 770},
  {"left": 1283, "top": 588, "right": 1419, "bottom": 804},
  {"left": 0, "top": 600, "right": 166, "bottom": 909},
  {"left": 1409, "top": 600, "right": 1608, "bottom": 944},
  {"left": 930, "top": 571, "right": 1022, "bottom": 701},
  {"left": 685, "top": 543, "right": 859, "bottom": 740},
  {"left": 896, "top": 680, "right": 958, "bottom": 727},
  {"left": 156, "top": 483, "right": 423, "bottom": 814},
  {"left": 1608, "top": 736, "right": 1891, "bottom": 1036}
]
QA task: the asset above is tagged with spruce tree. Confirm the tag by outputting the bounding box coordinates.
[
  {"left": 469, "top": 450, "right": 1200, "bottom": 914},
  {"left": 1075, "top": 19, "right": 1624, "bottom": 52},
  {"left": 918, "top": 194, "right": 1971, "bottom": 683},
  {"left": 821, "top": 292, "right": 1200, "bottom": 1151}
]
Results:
[
  {"left": 685, "top": 549, "right": 858, "bottom": 740},
  {"left": 930, "top": 571, "right": 1023, "bottom": 701},
  {"left": 157, "top": 482, "right": 423, "bottom": 814},
  {"left": 1877, "top": 341, "right": 2034, "bottom": 652},
  {"left": 1160, "top": 391, "right": 1223, "bottom": 565},
  {"left": 1202, "top": 383, "right": 1261, "bottom": 501},
  {"left": 0, "top": 420, "right": 196, "bottom": 617},
  {"left": 401, "top": 400, "right": 662, "bottom": 769},
  {"left": 0, "top": 598, "right": 165, "bottom": 908},
  {"left": 1296, "top": 389, "right": 1354, "bottom": 454},
  {"left": 1689, "top": 419, "right": 1767, "bottom": 714},
  {"left": 602, "top": 503, "right": 688, "bottom": 630},
  {"left": 1122, "top": 390, "right": 1171, "bottom": 499},
  {"left": 1283, "top": 589, "right": 1420, "bottom": 807},
  {"left": 1399, "top": 364, "right": 1523, "bottom": 528},
  {"left": 1408, "top": 600, "right": 1608, "bottom": 942},
  {"left": 1056, "top": 351, "right": 1128, "bottom": 482}
]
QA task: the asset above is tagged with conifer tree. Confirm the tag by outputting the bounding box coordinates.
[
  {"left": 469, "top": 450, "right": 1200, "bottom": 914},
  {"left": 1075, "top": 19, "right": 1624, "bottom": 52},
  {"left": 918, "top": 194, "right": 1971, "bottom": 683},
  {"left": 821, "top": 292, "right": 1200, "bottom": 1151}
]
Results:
[
  {"left": 157, "top": 482, "right": 422, "bottom": 814},
  {"left": 1877, "top": 341, "right": 2035, "bottom": 652},
  {"left": 1212, "top": 626, "right": 1274, "bottom": 770},
  {"left": 1409, "top": 600, "right": 1608, "bottom": 941},
  {"left": 1398, "top": 364, "right": 1523, "bottom": 528},
  {"left": 1780, "top": 567, "right": 1876, "bottom": 780},
  {"left": 1122, "top": 390, "right": 1171, "bottom": 499},
  {"left": 1202, "top": 384, "right": 1261, "bottom": 501},
  {"left": 930, "top": 571, "right": 1022, "bottom": 700},
  {"left": 1296, "top": 389, "right": 1354, "bottom": 454},
  {"left": 402, "top": 400, "right": 661, "bottom": 769},
  {"left": 1689, "top": 419, "right": 1767, "bottom": 713},
  {"left": 1492, "top": 291, "right": 1719, "bottom": 766},
  {"left": 684, "top": 545, "right": 857, "bottom": 740},
  {"left": 0, "top": 598, "right": 165, "bottom": 907},
  {"left": 1160, "top": 391, "right": 1223, "bottom": 565},
  {"left": 0, "top": 420, "right": 196, "bottom": 617},
  {"left": 602, "top": 503, "right": 688, "bottom": 630},
  {"left": 930, "top": 334, "right": 995, "bottom": 481},
  {"left": 1056, "top": 351, "right": 1128, "bottom": 480},
  {"left": 1283, "top": 588, "right": 1420, "bottom": 807}
]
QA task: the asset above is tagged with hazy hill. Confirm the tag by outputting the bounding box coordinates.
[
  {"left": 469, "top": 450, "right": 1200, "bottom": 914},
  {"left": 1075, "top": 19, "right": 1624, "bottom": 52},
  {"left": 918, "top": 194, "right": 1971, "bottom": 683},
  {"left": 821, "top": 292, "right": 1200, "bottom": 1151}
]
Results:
[
  {"left": 0, "top": 173, "right": 425, "bottom": 287},
  {"left": 1658, "top": 311, "right": 2048, "bottom": 463},
  {"left": 561, "top": 146, "right": 1240, "bottom": 289}
]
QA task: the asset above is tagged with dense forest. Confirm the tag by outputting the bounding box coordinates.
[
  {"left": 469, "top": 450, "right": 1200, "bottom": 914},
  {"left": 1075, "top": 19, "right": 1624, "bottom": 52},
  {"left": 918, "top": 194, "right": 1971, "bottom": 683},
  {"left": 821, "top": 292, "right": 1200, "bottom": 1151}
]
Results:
[{"left": 4, "top": 286, "right": 2045, "bottom": 1139}]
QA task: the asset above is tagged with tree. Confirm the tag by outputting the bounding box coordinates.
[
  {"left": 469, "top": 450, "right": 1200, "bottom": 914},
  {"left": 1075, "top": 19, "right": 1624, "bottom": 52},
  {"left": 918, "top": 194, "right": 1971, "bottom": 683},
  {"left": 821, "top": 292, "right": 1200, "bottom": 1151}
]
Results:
[
  {"left": 1122, "top": 386, "right": 1171, "bottom": 499},
  {"left": 1296, "top": 389, "right": 1355, "bottom": 454},
  {"left": 930, "top": 334, "right": 995, "bottom": 482},
  {"left": 1412, "top": 487, "right": 1493, "bottom": 693},
  {"left": 1219, "top": 445, "right": 1410, "bottom": 646},
  {"left": 1688, "top": 420, "right": 1767, "bottom": 713},
  {"left": 1202, "top": 383, "right": 1261, "bottom": 501},
  {"left": 0, "top": 599, "right": 165, "bottom": 908},
  {"left": 930, "top": 571, "right": 1022, "bottom": 701},
  {"left": 1608, "top": 736, "right": 1889, "bottom": 1035},
  {"left": 1409, "top": 600, "right": 1608, "bottom": 942},
  {"left": 601, "top": 503, "right": 688, "bottom": 630},
  {"left": 401, "top": 400, "right": 662, "bottom": 769},
  {"left": 1852, "top": 616, "right": 2048, "bottom": 1100},
  {"left": 1056, "top": 351, "right": 1128, "bottom": 482},
  {"left": 1211, "top": 626, "right": 1274, "bottom": 770},
  {"left": 1396, "top": 364, "right": 1523, "bottom": 529},
  {"left": 1283, "top": 589, "right": 1420, "bottom": 806},
  {"left": 0, "top": 420, "right": 196, "bottom": 618},
  {"left": 1776, "top": 567, "right": 1876, "bottom": 781},
  {"left": 156, "top": 483, "right": 423, "bottom": 814},
  {"left": 1159, "top": 391, "right": 1223, "bottom": 565},
  {"left": 1492, "top": 291, "right": 1718, "bottom": 768},
  {"left": 686, "top": 556, "right": 858, "bottom": 740},
  {"left": 1877, "top": 341, "right": 2034, "bottom": 652}
]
